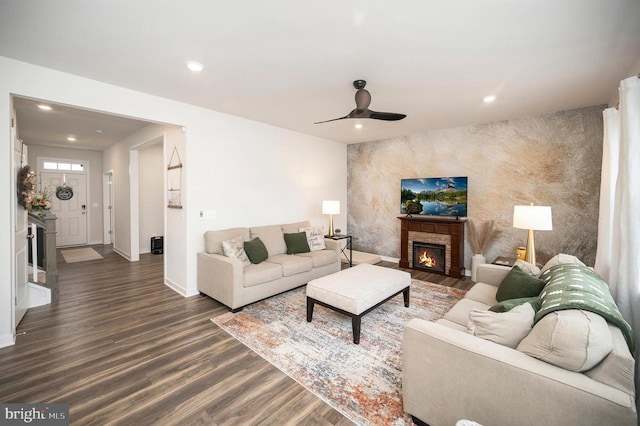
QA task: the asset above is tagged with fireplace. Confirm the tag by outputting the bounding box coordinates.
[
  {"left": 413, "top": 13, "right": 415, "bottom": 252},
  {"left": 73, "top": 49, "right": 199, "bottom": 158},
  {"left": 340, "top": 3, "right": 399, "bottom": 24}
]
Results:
[{"left": 413, "top": 242, "right": 446, "bottom": 274}]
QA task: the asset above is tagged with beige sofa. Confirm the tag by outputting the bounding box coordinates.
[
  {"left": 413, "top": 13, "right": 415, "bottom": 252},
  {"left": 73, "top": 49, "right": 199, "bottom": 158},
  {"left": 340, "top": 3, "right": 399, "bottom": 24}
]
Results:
[
  {"left": 402, "top": 263, "right": 637, "bottom": 426},
  {"left": 197, "top": 221, "right": 340, "bottom": 311}
]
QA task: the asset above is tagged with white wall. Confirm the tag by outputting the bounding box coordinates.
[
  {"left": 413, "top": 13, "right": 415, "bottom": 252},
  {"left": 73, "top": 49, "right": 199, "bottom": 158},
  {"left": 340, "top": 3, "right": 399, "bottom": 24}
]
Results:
[
  {"left": 27, "top": 145, "right": 104, "bottom": 244},
  {"left": 0, "top": 56, "right": 347, "bottom": 347},
  {"left": 138, "top": 142, "right": 164, "bottom": 253}
]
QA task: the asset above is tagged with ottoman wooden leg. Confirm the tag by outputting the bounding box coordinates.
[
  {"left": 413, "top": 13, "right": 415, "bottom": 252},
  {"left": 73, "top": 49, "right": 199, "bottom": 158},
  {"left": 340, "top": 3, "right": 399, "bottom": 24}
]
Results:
[
  {"left": 306, "top": 297, "right": 315, "bottom": 322},
  {"left": 352, "top": 315, "right": 362, "bottom": 344},
  {"left": 403, "top": 286, "right": 410, "bottom": 307}
]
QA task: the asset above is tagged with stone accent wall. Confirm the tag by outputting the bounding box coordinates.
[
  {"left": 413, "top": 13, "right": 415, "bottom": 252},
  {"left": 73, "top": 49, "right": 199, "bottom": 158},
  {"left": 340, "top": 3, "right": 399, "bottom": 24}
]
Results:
[{"left": 347, "top": 105, "right": 605, "bottom": 268}]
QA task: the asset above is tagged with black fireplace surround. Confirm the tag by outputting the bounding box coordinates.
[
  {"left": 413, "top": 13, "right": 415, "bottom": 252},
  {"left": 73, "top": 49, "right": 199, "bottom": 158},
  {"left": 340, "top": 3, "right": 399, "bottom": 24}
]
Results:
[{"left": 413, "top": 242, "right": 446, "bottom": 274}]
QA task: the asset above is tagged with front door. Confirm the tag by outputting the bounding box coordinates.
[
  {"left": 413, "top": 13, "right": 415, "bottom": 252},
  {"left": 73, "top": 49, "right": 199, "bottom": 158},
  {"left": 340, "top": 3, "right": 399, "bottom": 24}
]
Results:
[{"left": 41, "top": 172, "right": 88, "bottom": 246}]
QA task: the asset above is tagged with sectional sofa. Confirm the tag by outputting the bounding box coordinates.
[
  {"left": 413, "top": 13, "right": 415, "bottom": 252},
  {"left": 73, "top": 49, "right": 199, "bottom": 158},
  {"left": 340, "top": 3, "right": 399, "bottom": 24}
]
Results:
[{"left": 403, "top": 258, "right": 636, "bottom": 426}]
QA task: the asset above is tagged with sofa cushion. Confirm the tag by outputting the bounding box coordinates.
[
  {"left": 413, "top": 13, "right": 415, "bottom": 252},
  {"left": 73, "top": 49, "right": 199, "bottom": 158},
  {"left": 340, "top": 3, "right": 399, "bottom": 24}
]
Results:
[
  {"left": 243, "top": 261, "right": 283, "bottom": 287},
  {"left": 297, "top": 249, "right": 338, "bottom": 267},
  {"left": 284, "top": 232, "right": 311, "bottom": 254},
  {"left": 465, "top": 283, "right": 498, "bottom": 306},
  {"left": 489, "top": 297, "right": 541, "bottom": 313},
  {"left": 443, "top": 299, "right": 491, "bottom": 327},
  {"left": 244, "top": 237, "right": 269, "bottom": 264},
  {"left": 250, "top": 225, "right": 287, "bottom": 256},
  {"left": 267, "top": 254, "right": 313, "bottom": 276},
  {"left": 281, "top": 220, "right": 310, "bottom": 234},
  {"left": 516, "top": 309, "right": 614, "bottom": 372},
  {"left": 584, "top": 325, "right": 636, "bottom": 395},
  {"left": 539, "top": 253, "right": 585, "bottom": 275},
  {"left": 221, "top": 235, "right": 251, "bottom": 266},
  {"left": 204, "top": 227, "right": 250, "bottom": 255},
  {"left": 300, "top": 226, "right": 326, "bottom": 251},
  {"left": 468, "top": 303, "right": 535, "bottom": 348},
  {"left": 495, "top": 266, "right": 545, "bottom": 302}
]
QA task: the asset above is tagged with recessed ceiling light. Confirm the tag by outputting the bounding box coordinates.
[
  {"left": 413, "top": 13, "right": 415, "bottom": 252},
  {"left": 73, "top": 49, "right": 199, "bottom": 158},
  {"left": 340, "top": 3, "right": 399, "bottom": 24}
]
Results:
[
  {"left": 95, "top": 129, "right": 104, "bottom": 134},
  {"left": 186, "top": 61, "right": 204, "bottom": 72},
  {"left": 354, "top": 123, "right": 363, "bottom": 129},
  {"left": 38, "top": 104, "right": 52, "bottom": 111},
  {"left": 67, "top": 137, "right": 76, "bottom": 142},
  {"left": 483, "top": 95, "right": 497, "bottom": 103}
]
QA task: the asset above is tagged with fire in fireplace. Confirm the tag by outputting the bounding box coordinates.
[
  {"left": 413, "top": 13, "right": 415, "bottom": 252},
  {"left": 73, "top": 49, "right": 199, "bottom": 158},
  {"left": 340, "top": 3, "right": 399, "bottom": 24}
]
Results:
[{"left": 413, "top": 242, "right": 446, "bottom": 274}]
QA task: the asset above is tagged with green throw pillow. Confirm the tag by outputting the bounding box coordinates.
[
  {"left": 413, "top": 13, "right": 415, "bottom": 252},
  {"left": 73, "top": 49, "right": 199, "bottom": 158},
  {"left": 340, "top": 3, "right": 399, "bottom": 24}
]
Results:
[
  {"left": 244, "top": 237, "right": 268, "bottom": 264},
  {"left": 284, "top": 232, "right": 310, "bottom": 254},
  {"left": 495, "top": 265, "right": 546, "bottom": 302},
  {"left": 489, "top": 297, "right": 542, "bottom": 313}
]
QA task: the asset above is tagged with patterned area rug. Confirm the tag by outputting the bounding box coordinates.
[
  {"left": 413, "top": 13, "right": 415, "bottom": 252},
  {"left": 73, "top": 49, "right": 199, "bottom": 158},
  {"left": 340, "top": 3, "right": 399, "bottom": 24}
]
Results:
[{"left": 212, "top": 279, "right": 465, "bottom": 425}]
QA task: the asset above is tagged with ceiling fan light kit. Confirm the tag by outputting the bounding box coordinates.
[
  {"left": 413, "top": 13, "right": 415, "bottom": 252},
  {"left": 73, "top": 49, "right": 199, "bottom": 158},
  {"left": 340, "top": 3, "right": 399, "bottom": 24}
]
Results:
[{"left": 315, "top": 80, "right": 407, "bottom": 124}]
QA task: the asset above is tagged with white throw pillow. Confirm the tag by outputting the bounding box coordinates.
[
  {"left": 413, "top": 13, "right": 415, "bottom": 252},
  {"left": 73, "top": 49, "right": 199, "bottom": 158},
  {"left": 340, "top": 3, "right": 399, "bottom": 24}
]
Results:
[
  {"left": 221, "top": 235, "right": 251, "bottom": 266},
  {"left": 300, "top": 226, "right": 326, "bottom": 251},
  {"left": 516, "top": 310, "right": 613, "bottom": 372},
  {"left": 467, "top": 303, "right": 535, "bottom": 348},
  {"left": 539, "top": 253, "right": 585, "bottom": 275},
  {"left": 514, "top": 259, "right": 541, "bottom": 276}
]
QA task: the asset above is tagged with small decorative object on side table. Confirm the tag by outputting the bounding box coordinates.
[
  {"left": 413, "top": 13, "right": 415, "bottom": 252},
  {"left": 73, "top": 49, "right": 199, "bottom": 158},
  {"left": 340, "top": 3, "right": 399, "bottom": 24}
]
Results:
[
  {"left": 326, "top": 234, "right": 353, "bottom": 267},
  {"left": 492, "top": 256, "right": 517, "bottom": 267}
]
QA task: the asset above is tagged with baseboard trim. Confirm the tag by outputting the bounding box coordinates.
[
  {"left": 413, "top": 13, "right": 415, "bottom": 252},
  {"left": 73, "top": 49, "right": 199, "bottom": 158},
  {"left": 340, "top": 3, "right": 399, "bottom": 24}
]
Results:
[
  {"left": 0, "top": 333, "right": 15, "bottom": 349},
  {"left": 112, "top": 246, "right": 131, "bottom": 261},
  {"left": 381, "top": 255, "right": 400, "bottom": 263},
  {"left": 164, "top": 278, "right": 198, "bottom": 298}
]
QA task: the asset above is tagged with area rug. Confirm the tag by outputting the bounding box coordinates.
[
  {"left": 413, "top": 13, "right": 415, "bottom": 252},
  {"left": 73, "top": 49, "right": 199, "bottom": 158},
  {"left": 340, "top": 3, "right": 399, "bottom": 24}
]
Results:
[
  {"left": 212, "top": 279, "right": 465, "bottom": 425},
  {"left": 61, "top": 247, "right": 103, "bottom": 263}
]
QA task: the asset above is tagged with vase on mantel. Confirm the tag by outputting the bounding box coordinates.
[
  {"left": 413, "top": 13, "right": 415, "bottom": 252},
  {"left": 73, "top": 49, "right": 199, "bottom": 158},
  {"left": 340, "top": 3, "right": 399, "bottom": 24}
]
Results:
[{"left": 471, "top": 253, "right": 487, "bottom": 282}]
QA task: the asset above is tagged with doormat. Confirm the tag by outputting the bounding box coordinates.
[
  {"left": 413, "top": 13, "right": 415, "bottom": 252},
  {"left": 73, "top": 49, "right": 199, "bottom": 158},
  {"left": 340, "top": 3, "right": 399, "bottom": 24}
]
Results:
[{"left": 61, "top": 247, "right": 103, "bottom": 263}]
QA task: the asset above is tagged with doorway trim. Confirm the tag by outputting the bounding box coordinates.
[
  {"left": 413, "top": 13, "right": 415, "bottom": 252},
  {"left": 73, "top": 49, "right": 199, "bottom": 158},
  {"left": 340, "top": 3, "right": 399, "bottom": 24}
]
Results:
[{"left": 103, "top": 170, "right": 114, "bottom": 244}]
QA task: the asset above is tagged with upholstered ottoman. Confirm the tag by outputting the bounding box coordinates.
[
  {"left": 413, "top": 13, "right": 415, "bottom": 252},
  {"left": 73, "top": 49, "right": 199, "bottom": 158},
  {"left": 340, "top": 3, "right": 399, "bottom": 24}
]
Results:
[{"left": 306, "top": 264, "right": 411, "bottom": 344}]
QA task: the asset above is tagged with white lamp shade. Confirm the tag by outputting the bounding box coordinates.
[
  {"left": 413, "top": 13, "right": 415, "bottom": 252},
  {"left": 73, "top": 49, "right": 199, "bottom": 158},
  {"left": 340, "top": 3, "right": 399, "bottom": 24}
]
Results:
[
  {"left": 513, "top": 205, "right": 553, "bottom": 230},
  {"left": 322, "top": 200, "right": 340, "bottom": 215}
]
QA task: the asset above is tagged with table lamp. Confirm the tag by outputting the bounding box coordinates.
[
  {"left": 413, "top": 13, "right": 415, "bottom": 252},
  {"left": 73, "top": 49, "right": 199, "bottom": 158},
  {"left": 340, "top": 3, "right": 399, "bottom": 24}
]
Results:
[
  {"left": 322, "top": 200, "right": 340, "bottom": 237},
  {"left": 512, "top": 204, "right": 552, "bottom": 266}
]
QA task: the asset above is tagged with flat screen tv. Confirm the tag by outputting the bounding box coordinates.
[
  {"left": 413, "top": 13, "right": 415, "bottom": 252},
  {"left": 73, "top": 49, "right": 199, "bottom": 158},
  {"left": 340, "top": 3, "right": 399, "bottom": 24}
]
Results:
[{"left": 401, "top": 176, "right": 468, "bottom": 218}]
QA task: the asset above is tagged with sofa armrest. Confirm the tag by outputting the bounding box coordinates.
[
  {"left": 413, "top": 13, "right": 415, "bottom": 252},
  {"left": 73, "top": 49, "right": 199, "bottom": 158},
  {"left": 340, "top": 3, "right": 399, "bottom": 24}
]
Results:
[
  {"left": 402, "top": 319, "right": 636, "bottom": 426},
  {"left": 197, "top": 252, "right": 244, "bottom": 309},
  {"left": 475, "top": 263, "right": 511, "bottom": 287}
]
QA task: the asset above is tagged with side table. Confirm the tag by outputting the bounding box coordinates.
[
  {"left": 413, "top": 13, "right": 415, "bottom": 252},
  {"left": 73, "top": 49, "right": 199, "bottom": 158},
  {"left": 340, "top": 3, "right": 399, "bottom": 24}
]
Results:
[
  {"left": 326, "top": 234, "right": 353, "bottom": 266},
  {"left": 492, "top": 256, "right": 517, "bottom": 267}
]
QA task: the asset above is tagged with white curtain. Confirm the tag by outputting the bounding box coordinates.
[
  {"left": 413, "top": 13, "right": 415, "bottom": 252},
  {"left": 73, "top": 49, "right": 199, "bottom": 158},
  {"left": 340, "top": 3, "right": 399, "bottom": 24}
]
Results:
[{"left": 595, "top": 75, "right": 640, "bottom": 402}]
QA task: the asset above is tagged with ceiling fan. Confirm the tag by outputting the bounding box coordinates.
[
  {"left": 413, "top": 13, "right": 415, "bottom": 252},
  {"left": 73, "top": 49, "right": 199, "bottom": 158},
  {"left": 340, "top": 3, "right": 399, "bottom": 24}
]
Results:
[{"left": 315, "top": 80, "right": 407, "bottom": 124}]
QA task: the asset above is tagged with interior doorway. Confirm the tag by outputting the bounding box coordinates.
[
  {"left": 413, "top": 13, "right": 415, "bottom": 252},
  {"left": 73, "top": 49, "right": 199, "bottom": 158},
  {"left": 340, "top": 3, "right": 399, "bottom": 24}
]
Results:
[{"left": 129, "top": 135, "right": 165, "bottom": 261}]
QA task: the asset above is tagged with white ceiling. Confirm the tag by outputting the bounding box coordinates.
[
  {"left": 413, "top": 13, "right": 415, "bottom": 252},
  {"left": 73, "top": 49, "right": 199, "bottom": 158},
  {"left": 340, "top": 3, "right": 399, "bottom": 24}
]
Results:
[{"left": 1, "top": 0, "right": 640, "bottom": 146}]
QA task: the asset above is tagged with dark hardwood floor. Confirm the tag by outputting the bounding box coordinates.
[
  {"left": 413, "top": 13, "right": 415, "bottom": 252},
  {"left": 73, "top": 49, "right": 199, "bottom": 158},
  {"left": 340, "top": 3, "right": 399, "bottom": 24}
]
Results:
[{"left": 0, "top": 247, "right": 473, "bottom": 425}]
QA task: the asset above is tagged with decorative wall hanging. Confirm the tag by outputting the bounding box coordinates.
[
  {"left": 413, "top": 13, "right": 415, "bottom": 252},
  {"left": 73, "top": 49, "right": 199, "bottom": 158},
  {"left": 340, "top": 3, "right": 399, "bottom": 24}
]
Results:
[
  {"left": 167, "top": 146, "right": 183, "bottom": 209},
  {"left": 56, "top": 184, "right": 74, "bottom": 200},
  {"left": 55, "top": 174, "right": 74, "bottom": 200}
]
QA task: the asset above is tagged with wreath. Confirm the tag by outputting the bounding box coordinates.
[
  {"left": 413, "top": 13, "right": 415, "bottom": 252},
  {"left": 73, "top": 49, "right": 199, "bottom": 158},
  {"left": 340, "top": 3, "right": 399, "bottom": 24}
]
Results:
[{"left": 17, "top": 165, "right": 36, "bottom": 209}]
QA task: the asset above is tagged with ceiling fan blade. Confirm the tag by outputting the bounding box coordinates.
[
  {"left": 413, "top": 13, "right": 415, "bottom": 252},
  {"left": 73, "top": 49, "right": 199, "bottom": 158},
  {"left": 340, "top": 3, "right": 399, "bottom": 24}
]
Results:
[
  {"left": 369, "top": 111, "right": 407, "bottom": 121},
  {"left": 314, "top": 114, "right": 349, "bottom": 124}
]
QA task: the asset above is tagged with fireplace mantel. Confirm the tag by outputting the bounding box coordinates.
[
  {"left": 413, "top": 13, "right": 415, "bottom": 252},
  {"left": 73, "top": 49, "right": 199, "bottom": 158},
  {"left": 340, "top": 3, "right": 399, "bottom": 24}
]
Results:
[{"left": 398, "top": 216, "right": 466, "bottom": 278}]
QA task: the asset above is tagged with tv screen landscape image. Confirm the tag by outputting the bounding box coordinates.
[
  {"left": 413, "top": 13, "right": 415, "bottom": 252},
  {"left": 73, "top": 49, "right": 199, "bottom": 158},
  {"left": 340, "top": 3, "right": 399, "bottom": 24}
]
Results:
[{"left": 401, "top": 176, "right": 468, "bottom": 218}]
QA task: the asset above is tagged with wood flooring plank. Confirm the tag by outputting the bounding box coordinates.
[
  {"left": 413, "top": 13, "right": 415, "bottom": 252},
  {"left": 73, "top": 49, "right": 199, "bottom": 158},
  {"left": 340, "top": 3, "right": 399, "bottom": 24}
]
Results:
[{"left": 0, "top": 246, "right": 471, "bottom": 425}]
